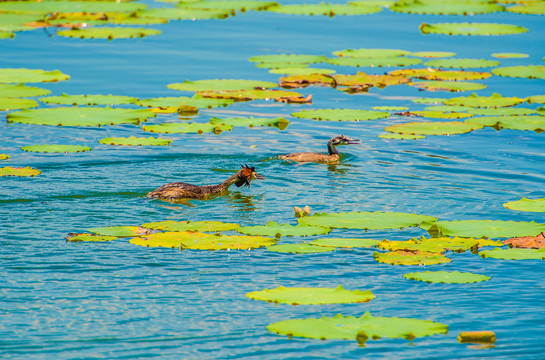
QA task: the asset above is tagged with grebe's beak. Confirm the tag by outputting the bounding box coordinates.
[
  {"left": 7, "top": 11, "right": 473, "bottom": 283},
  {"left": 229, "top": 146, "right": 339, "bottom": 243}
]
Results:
[
  {"left": 255, "top": 173, "right": 266, "bottom": 180},
  {"left": 346, "top": 137, "right": 361, "bottom": 145}
]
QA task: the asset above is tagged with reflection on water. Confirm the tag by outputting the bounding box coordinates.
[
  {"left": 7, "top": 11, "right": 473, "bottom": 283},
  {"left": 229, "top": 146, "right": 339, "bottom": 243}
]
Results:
[{"left": 228, "top": 192, "right": 262, "bottom": 212}]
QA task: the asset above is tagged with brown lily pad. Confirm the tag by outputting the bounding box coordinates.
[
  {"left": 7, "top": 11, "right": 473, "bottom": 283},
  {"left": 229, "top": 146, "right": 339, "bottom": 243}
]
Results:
[{"left": 503, "top": 233, "right": 545, "bottom": 249}]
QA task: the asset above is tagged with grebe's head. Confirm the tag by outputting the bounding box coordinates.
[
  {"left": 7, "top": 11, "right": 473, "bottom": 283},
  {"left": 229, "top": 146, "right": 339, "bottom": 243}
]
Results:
[
  {"left": 330, "top": 135, "right": 361, "bottom": 147},
  {"left": 235, "top": 164, "right": 265, "bottom": 187}
]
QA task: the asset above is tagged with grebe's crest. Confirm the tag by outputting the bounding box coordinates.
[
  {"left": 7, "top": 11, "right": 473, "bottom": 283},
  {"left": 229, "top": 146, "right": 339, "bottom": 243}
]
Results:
[{"left": 235, "top": 164, "right": 265, "bottom": 187}]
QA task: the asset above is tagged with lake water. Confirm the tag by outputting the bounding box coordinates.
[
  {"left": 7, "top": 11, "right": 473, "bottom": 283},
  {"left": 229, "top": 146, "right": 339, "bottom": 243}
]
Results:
[{"left": 1, "top": 1, "right": 545, "bottom": 359}]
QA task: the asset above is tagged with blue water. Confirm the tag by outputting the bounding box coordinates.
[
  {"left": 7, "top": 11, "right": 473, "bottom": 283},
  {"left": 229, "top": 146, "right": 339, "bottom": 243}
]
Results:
[{"left": 1, "top": 1, "right": 545, "bottom": 359}]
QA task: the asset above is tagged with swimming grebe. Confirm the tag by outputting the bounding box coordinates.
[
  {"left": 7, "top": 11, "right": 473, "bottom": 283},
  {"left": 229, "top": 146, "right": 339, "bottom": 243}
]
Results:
[
  {"left": 278, "top": 135, "right": 360, "bottom": 163},
  {"left": 147, "top": 164, "right": 265, "bottom": 201}
]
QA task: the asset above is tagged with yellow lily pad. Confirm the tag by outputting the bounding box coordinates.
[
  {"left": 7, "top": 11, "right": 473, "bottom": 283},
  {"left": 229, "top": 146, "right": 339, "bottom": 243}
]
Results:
[
  {"left": 385, "top": 121, "right": 483, "bottom": 136},
  {"left": 0, "top": 97, "right": 38, "bottom": 110},
  {"left": 0, "top": 68, "right": 70, "bottom": 83},
  {"left": 0, "top": 166, "right": 41, "bottom": 177},
  {"left": 247, "top": 285, "right": 375, "bottom": 305},
  {"left": 0, "top": 154, "right": 10, "bottom": 160},
  {"left": 57, "top": 27, "right": 161, "bottom": 40},
  {"left": 420, "top": 22, "right": 528, "bottom": 36},
  {"left": 142, "top": 220, "right": 240, "bottom": 232},
  {"left": 310, "top": 238, "right": 380, "bottom": 248},
  {"left": 266, "top": 243, "right": 335, "bottom": 253},
  {"left": 21, "top": 144, "right": 92, "bottom": 153},
  {"left": 374, "top": 250, "right": 451, "bottom": 265},
  {"left": 87, "top": 226, "right": 153, "bottom": 237},
  {"left": 0, "top": 83, "right": 51, "bottom": 97},
  {"left": 66, "top": 233, "right": 117, "bottom": 242},
  {"left": 130, "top": 231, "right": 210, "bottom": 248},
  {"left": 403, "top": 271, "right": 490, "bottom": 284},
  {"left": 99, "top": 136, "right": 172, "bottom": 146},
  {"left": 179, "top": 233, "right": 276, "bottom": 250}
]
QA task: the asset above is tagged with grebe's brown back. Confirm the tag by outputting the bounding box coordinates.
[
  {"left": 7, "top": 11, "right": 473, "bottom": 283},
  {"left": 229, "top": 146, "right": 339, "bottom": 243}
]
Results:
[{"left": 278, "top": 135, "right": 360, "bottom": 163}]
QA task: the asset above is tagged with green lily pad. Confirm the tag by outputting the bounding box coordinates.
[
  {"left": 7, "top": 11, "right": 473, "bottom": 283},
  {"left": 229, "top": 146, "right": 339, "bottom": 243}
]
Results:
[
  {"left": 197, "top": 89, "right": 303, "bottom": 101},
  {"left": 390, "top": 68, "right": 491, "bottom": 81},
  {"left": 266, "top": 2, "right": 382, "bottom": 16},
  {"left": 269, "top": 67, "right": 335, "bottom": 75},
  {"left": 491, "top": 52, "right": 529, "bottom": 59},
  {"left": 266, "top": 243, "right": 335, "bottom": 253},
  {"left": 0, "top": 97, "right": 38, "bottom": 110},
  {"left": 385, "top": 121, "right": 483, "bottom": 135},
  {"left": 167, "top": 79, "right": 277, "bottom": 92},
  {"left": 292, "top": 108, "right": 389, "bottom": 121},
  {"left": 40, "top": 93, "right": 138, "bottom": 106},
  {"left": 142, "top": 122, "right": 232, "bottom": 134},
  {"left": 466, "top": 115, "right": 545, "bottom": 131},
  {"left": 411, "top": 97, "right": 447, "bottom": 104},
  {"left": 66, "top": 233, "right": 117, "bottom": 242},
  {"left": 129, "top": 231, "right": 211, "bottom": 248},
  {"left": 43, "top": 10, "right": 168, "bottom": 27},
  {"left": 238, "top": 221, "right": 330, "bottom": 237},
  {"left": 444, "top": 93, "right": 525, "bottom": 108},
  {"left": 249, "top": 54, "right": 327, "bottom": 65},
  {"left": 403, "top": 271, "right": 491, "bottom": 283},
  {"left": 57, "top": 27, "right": 161, "bottom": 40},
  {"left": 392, "top": 1, "right": 504, "bottom": 15},
  {"left": 87, "top": 226, "right": 153, "bottom": 237},
  {"left": 420, "top": 22, "right": 528, "bottom": 36},
  {"left": 310, "top": 238, "right": 380, "bottom": 248},
  {"left": 479, "top": 248, "right": 545, "bottom": 260},
  {"left": 469, "top": 107, "right": 538, "bottom": 116},
  {"left": 7, "top": 107, "right": 156, "bottom": 127},
  {"left": 504, "top": 198, "right": 545, "bottom": 213},
  {"left": 405, "top": 110, "right": 473, "bottom": 119},
  {"left": 141, "top": 220, "right": 240, "bottom": 232},
  {"left": 279, "top": 73, "right": 337, "bottom": 89},
  {"left": 180, "top": 0, "right": 277, "bottom": 12},
  {"left": 0, "top": 31, "right": 14, "bottom": 39},
  {"left": 0, "top": 166, "right": 41, "bottom": 177},
  {"left": 410, "top": 51, "right": 456, "bottom": 58},
  {"left": 210, "top": 116, "right": 289, "bottom": 129},
  {"left": 0, "top": 13, "right": 38, "bottom": 32},
  {"left": 409, "top": 81, "right": 486, "bottom": 92},
  {"left": 298, "top": 211, "right": 437, "bottom": 230},
  {"left": 143, "top": 7, "right": 231, "bottom": 20},
  {"left": 332, "top": 48, "right": 410, "bottom": 58},
  {"left": 0, "top": 154, "right": 10, "bottom": 160},
  {"left": 268, "top": 312, "right": 448, "bottom": 342},
  {"left": 527, "top": 95, "right": 545, "bottom": 104},
  {"left": 21, "top": 144, "right": 92, "bottom": 153},
  {"left": 333, "top": 72, "right": 410, "bottom": 87},
  {"left": 0, "top": 83, "right": 51, "bottom": 97},
  {"left": 379, "top": 133, "right": 426, "bottom": 140},
  {"left": 422, "top": 220, "right": 545, "bottom": 238},
  {"left": 424, "top": 58, "right": 500, "bottom": 69},
  {"left": 0, "top": 0, "right": 147, "bottom": 14},
  {"left": 507, "top": 3, "right": 545, "bottom": 15},
  {"left": 327, "top": 56, "right": 422, "bottom": 68},
  {"left": 179, "top": 233, "right": 276, "bottom": 250},
  {"left": 136, "top": 96, "right": 232, "bottom": 110},
  {"left": 378, "top": 236, "right": 478, "bottom": 253},
  {"left": 0, "top": 68, "right": 70, "bottom": 83},
  {"left": 247, "top": 285, "right": 375, "bottom": 305},
  {"left": 99, "top": 136, "right": 172, "bottom": 146},
  {"left": 492, "top": 65, "right": 545, "bottom": 80},
  {"left": 374, "top": 250, "right": 451, "bottom": 265},
  {"left": 373, "top": 106, "right": 409, "bottom": 111}
]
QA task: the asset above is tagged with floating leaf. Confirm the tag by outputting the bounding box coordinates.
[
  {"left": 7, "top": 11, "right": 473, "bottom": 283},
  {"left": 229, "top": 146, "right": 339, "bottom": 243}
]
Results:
[
  {"left": 466, "top": 115, "right": 545, "bottom": 131},
  {"left": 21, "top": 144, "right": 92, "bottom": 153},
  {"left": 458, "top": 331, "right": 496, "bottom": 344},
  {"left": 238, "top": 221, "right": 330, "bottom": 237},
  {"left": 267, "top": 243, "right": 335, "bottom": 253},
  {"left": 249, "top": 54, "right": 327, "bottom": 65},
  {"left": 479, "top": 247, "right": 545, "bottom": 260},
  {"left": 469, "top": 107, "right": 537, "bottom": 116},
  {"left": 142, "top": 220, "right": 240, "bottom": 232},
  {"left": 409, "top": 81, "right": 486, "bottom": 92},
  {"left": 420, "top": 22, "right": 528, "bottom": 36},
  {"left": 327, "top": 56, "right": 422, "bottom": 68},
  {"left": 247, "top": 285, "right": 375, "bottom": 305},
  {"left": 0, "top": 154, "right": 10, "bottom": 160},
  {"left": 99, "top": 136, "right": 172, "bottom": 146},
  {"left": 503, "top": 233, "right": 545, "bottom": 249},
  {"left": 411, "top": 97, "right": 447, "bottom": 104},
  {"left": 179, "top": 233, "right": 276, "bottom": 250},
  {"left": 385, "top": 121, "right": 482, "bottom": 136},
  {"left": 0, "top": 13, "right": 38, "bottom": 32},
  {"left": 142, "top": 122, "right": 232, "bottom": 134},
  {"left": 444, "top": 93, "right": 525, "bottom": 108},
  {"left": 269, "top": 67, "right": 335, "bottom": 75},
  {"left": 0, "top": 68, "right": 69, "bottom": 83},
  {"left": 266, "top": 2, "right": 382, "bottom": 16},
  {"left": 66, "top": 233, "right": 117, "bottom": 242},
  {"left": 143, "top": 7, "right": 231, "bottom": 20},
  {"left": 130, "top": 231, "right": 211, "bottom": 248},
  {"left": 279, "top": 73, "right": 336, "bottom": 88},
  {"left": 136, "top": 96, "right": 232, "bottom": 110},
  {"left": 507, "top": 3, "right": 545, "bottom": 15},
  {"left": 492, "top": 65, "right": 545, "bottom": 80},
  {"left": 310, "top": 238, "right": 380, "bottom": 248},
  {"left": 491, "top": 52, "right": 528, "bottom": 59},
  {"left": 391, "top": 1, "right": 504, "bottom": 15},
  {"left": 378, "top": 236, "right": 478, "bottom": 253},
  {"left": 0, "top": 97, "right": 38, "bottom": 110},
  {"left": 379, "top": 133, "right": 425, "bottom": 140},
  {"left": 57, "top": 27, "right": 161, "bottom": 40},
  {"left": 198, "top": 89, "right": 303, "bottom": 101},
  {"left": 403, "top": 270, "right": 490, "bottom": 284},
  {"left": 0, "top": 31, "right": 14, "bottom": 39},
  {"left": 406, "top": 110, "right": 473, "bottom": 119},
  {"left": 0, "top": 0, "right": 147, "bottom": 14},
  {"left": 210, "top": 116, "right": 289, "bottom": 129},
  {"left": 7, "top": 107, "right": 156, "bottom": 127},
  {"left": 40, "top": 93, "right": 138, "bottom": 106},
  {"left": 167, "top": 79, "right": 277, "bottom": 92},
  {"left": 422, "top": 220, "right": 545, "bottom": 238},
  {"left": 504, "top": 198, "right": 545, "bottom": 213},
  {"left": 268, "top": 312, "right": 448, "bottom": 342},
  {"left": 0, "top": 83, "right": 50, "bottom": 97},
  {"left": 332, "top": 48, "right": 410, "bottom": 58},
  {"left": 390, "top": 68, "right": 491, "bottom": 81},
  {"left": 527, "top": 95, "right": 545, "bottom": 104},
  {"left": 410, "top": 51, "right": 456, "bottom": 58},
  {"left": 87, "top": 226, "right": 153, "bottom": 237},
  {"left": 373, "top": 106, "right": 409, "bottom": 111},
  {"left": 374, "top": 250, "right": 451, "bottom": 265},
  {"left": 298, "top": 211, "right": 437, "bottom": 230},
  {"left": 292, "top": 108, "right": 389, "bottom": 121},
  {"left": 333, "top": 72, "right": 410, "bottom": 87},
  {"left": 0, "top": 166, "right": 41, "bottom": 177},
  {"left": 424, "top": 58, "right": 500, "bottom": 69},
  {"left": 180, "top": 0, "right": 277, "bottom": 12}
]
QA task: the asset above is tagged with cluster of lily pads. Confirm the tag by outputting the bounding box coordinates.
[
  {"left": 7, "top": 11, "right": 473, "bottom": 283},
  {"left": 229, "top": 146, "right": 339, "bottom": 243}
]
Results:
[{"left": 1, "top": 0, "right": 543, "bottom": 40}]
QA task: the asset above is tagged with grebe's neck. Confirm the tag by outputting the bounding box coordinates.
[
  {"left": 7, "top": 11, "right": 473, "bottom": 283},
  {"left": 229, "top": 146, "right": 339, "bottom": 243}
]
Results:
[
  {"left": 327, "top": 139, "right": 339, "bottom": 155},
  {"left": 219, "top": 170, "right": 243, "bottom": 189}
]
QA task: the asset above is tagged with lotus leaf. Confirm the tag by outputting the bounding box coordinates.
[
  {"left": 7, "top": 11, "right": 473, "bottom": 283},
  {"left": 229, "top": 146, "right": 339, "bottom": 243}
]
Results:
[
  {"left": 491, "top": 52, "right": 529, "bottom": 59},
  {"left": 0, "top": 13, "right": 39, "bottom": 32},
  {"left": 249, "top": 54, "right": 327, "bottom": 65},
  {"left": 0, "top": 68, "right": 69, "bottom": 83},
  {"left": 0, "top": 166, "right": 41, "bottom": 177},
  {"left": 405, "top": 110, "right": 473, "bottom": 119},
  {"left": 391, "top": 1, "right": 504, "bottom": 15},
  {"left": 66, "top": 233, "right": 117, "bottom": 242},
  {"left": 310, "top": 238, "right": 380, "bottom": 248},
  {"left": 180, "top": 0, "right": 277, "bottom": 12},
  {"left": 99, "top": 136, "right": 172, "bottom": 146},
  {"left": 198, "top": 89, "right": 303, "bottom": 101},
  {"left": 256, "top": 62, "right": 309, "bottom": 69},
  {"left": 491, "top": 65, "right": 545, "bottom": 80},
  {"left": 142, "top": 122, "right": 232, "bottom": 134},
  {"left": 292, "top": 109, "right": 389, "bottom": 121},
  {"left": 136, "top": 96, "right": 232, "bottom": 110},
  {"left": 210, "top": 116, "right": 289, "bottom": 129},
  {"left": 298, "top": 211, "right": 437, "bottom": 230},
  {"left": 40, "top": 93, "right": 138, "bottom": 106},
  {"left": 504, "top": 198, "right": 545, "bottom": 213},
  {"left": 88, "top": 226, "right": 153, "bottom": 237},
  {"left": 269, "top": 67, "right": 335, "bottom": 75},
  {"left": 7, "top": 107, "right": 156, "bottom": 127},
  {"left": 469, "top": 107, "right": 537, "bottom": 116},
  {"left": 0, "top": 97, "right": 38, "bottom": 110},
  {"left": 385, "top": 121, "right": 483, "bottom": 135},
  {"left": 266, "top": 243, "right": 335, "bottom": 253},
  {"left": 268, "top": 312, "right": 448, "bottom": 342},
  {"left": 424, "top": 58, "right": 500, "bottom": 69},
  {"left": 374, "top": 250, "right": 451, "bottom": 265},
  {"left": 410, "top": 51, "right": 456, "bottom": 58},
  {"left": 409, "top": 81, "right": 486, "bottom": 92},
  {"left": 21, "top": 144, "right": 92, "bottom": 153},
  {"left": 466, "top": 115, "right": 545, "bottom": 131},
  {"left": 0, "top": 83, "right": 50, "bottom": 97},
  {"left": 379, "top": 236, "right": 478, "bottom": 253},
  {"left": 333, "top": 72, "right": 410, "bottom": 87},
  {"left": 479, "top": 247, "right": 545, "bottom": 260},
  {"left": 420, "top": 22, "right": 528, "bottom": 36},
  {"left": 143, "top": 7, "right": 231, "bottom": 20},
  {"left": 422, "top": 220, "right": 545, "bottom": 238},
  {"left": 238, "top": 221, "right": 330, "bottom": 237},
  {"left": 403, "top": 271, "right": 490, "bottom": 284},
  {"left": 373, "top": 106, "right": 409, "bottom": 111},
  {"left": 411, "top": 97, "right": 447, "bottom": 104},
  {"left": 0, "top": 0, "right": 147, "bottom": 14},
  {"left": 0, "top": 32, "right": 14, "bottom": 39},
  {"left": 130, "top": 231, "right": 211, "bottom": 248},
  {"left": 327, "top": 56, "right": 422, "bottom": 68},
  {"left": 507, "top": 3, "right": 545, "bottom": 15},
  {"left": 503, "top": 234, "right": 545, "bottom": 249},
  {"left": 332, "top": 48, "right": 410, "bottom": 58},
  {"left": 279, "top": 73, "right": 336, "bottom": 88},
  {"left": 179, "top": 233, "right": 276, "bottom": 250},
  {"left": 527, "top": 95, "right": 545, "bottom": 104},
  {"left": 247, "top": 285, "right": 375, "bottom": 305},
  {"left": 57, "top": 27, "right": 161, "bottom": 40},
  {"left": 379, "top": 133, "right": 425, "bottom": 140},
  {"left": 167, "top": 79, "right": 277, "bottom": 92},
  {"left": 142, "top": 220, "right": 240, "bottom": 232},
  {"left": 424, "top": 105, "right": 473, "bottom": 112},
  {"left": 44, "top": 11, "right": 169, "bottom": 27},
  {"left": 266, "top": 2, "right": 382, "bottom": 16},
  {"left": 390, "top": 68, "right": 491, "bottom": 81},
  {"left": 444, "top": 93, "right": 525, "bottom": 108},
  {"left": 457, "top": 331, "right": 496, "bottom": 344},
  {"left": 0, "top": 154, "right": 10, "bottom": 160}
]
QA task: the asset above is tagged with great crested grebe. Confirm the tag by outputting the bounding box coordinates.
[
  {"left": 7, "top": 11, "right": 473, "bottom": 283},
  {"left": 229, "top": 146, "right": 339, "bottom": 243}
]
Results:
[
  {"left": 278, "top": 135, "right": 360, "bottom": 163},
  {"left": 147, "top": 164, "right": 265, "bottom": 201}
]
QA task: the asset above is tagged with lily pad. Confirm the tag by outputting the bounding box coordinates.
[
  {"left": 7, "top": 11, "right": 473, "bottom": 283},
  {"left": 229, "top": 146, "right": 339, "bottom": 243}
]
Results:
[
  {"left": 87, "top": 226, "right": 153, "bottom": 237},
  {"left": 0, "top": 97, "right": 38, "bottom": 110},
  {"left": 0, "top": 32, "right": 14, "bottom": 39},
  {"left": 298, "top": 211, "right": 437, "bottom": 230},
  {"left": 391, "top": 1, "right": 504, "bottom": 15},
  {"left": 374, "top": 250, "right": 451, "bottom": 265},
  {"left": 469, "top": 107, "right": 538, "bottom": 116},
  {"left": 279, "top": 73, "right": 337, "bottom": 88},
  {"left": 410, "top": 51, "right": 456, "bottom": 58},
  {"left": 0, "top": 0, "right": 147, "bottom": 14},
  {"left": 142, "top": 220, "right": 240, "bottom": 232},
  {"left": 130, "top": 231, "right": 211, "bottom": 248},
  {"left": 197, "top": 89, "right": 303, "bottom": 101},
  {"left": 409, "top": 81, "right": 486, "bottom": 92},
  {"left": 385, "top": 121, "right": 483, "bottom": 135},
  {"left": 180, "top": 0, "right": 277, "bottom": 12},
  {"left": 466, "top": 115, "right": 545, "bottom": 131},
  {"left": 310, "top": 238, "right": 380, "bottom": 248},
  {"left": 143, "top": 7, "right": 231, "bottom": 20},
  {"left": 99, "top": 136, "right": 172, "bottom": 146},
  {"left": 167, "top": 79, "right": 277, "bottom": 92},
  {"left": 0, "top": 83, "right": 51, "bottom": 97},
  {"left": 136, "top": 96, "right": 232, "bottom": 110},
  {"left": 249, "top": 54, "right": 327, "bottom": 65},
  {"left": 66, "top": 233, "right": 117, "bottom": 242},
  {"left": 210, "top": 116, "right": 289, "bottom": 129},
  {"left": 292, "top": 109, "right": 389, "bottom": 121},
  {"left": 379, "top": 133, "right": 426, "bottom": 140},
  {"left": 0, "top": 68, "right": 70, "bottom": 83},
  {"left": 491, "top": 52, "right": 529, "bottom": 59},
  {"left": 21, "top": 144, "right": 92, "bottom": 153},
  {"left": 424, "top": 58, "right": 500, "bottom": 69},
  {"left": 422, "top": 220, "right": 545, "bottom": 238},
  {"left": 378, "top": 236, "right": 479, "bottom": 253},
  {"left": 266, "top": 2, "right": 382, "bottom": 16},
  {"left": 179, "top": 233, "right": 276, "bottom": 250},
  {"left": 479, "top": 247, "right": 545, "bottom": 260},
  {"left": 247, "top": 285, "right": 375, "bottom": 305},
  {"left": 403, "top": 271, "right": 490, "bottom": 284},
  {"left": 142, "top": 122, "right": 232, "bottom": 134},
  {"left": 420, "top": 22, "right": 528, "bottom": 36},
  {"left": 266, "top": 243, "right": 335, "bottom": 253},
  {"left": 504, "top": 198, "right": 545, "bottom": 213},
  {"left": 268, "top": 312, "right": 448, "bottom": 342},
  {"left": 390, "top": 68, "right": 491, "bottom": 81},
  {"left": 57, "top": 27, "right": 161, "bottom": 40},
  {"left": 40, "top": 93, "right": 138, "bottom": 106},
  {"left": 7, "top": 107, "right": 156, "bottom": 127},
  {"left": 238, "top": 221, "right": 330, "bottom": 237},
  {"left": 0, "top": 166, "right": 41, "bottom": 177},
  {"left": 444, "top": 93, "right": 525, "bottom": 108},
  {"left": 503, "top": 234, "right": 545, "bottom": 249},
  {"left": 373, "top": 106, "right": 409, "bottom": 111},
  {"left": 333, "top": 72, "right": 410, "bottom": 87},
  {"left": 269, "top": 67, "right": 335, "bottom": 75},
  {"left": 332, "top": 48, "right": 410, "bottom": 58},
  {"left": 492, "top": 65, "right": 545, "bottom": 80},
  {"left": 527, "top": 95, "right": 545, "bottom": 104},
  {"left": 507, "top": 3, "right": 545, "bottom": 15},
  {"left": 404, "top": 110, "right": 473, "bottom": 119},
  {"left": 0, "top": 154, "right": 10, "bottom": 160},
  {"left": 327, "top": 56, "right": 422, "bottom": 68}
]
